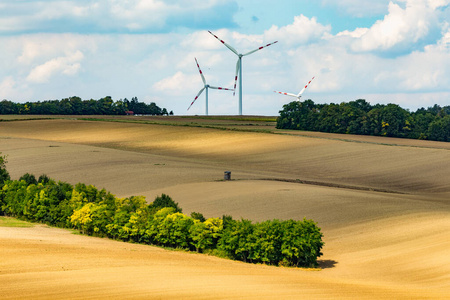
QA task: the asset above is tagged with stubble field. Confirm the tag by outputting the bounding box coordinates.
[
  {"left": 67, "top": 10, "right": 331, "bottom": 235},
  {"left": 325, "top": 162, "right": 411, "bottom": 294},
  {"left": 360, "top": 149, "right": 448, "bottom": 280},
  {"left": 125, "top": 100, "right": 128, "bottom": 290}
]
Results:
[{"left": 1, "top": 116, "right": 449, "bottom": 299}]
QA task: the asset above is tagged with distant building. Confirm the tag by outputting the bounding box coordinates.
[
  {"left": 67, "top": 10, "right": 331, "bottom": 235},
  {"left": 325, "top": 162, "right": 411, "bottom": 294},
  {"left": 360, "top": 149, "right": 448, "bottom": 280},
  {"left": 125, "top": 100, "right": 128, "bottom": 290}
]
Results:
[{"left": 125, "top": 111, "right": 134, "bottom": 115}]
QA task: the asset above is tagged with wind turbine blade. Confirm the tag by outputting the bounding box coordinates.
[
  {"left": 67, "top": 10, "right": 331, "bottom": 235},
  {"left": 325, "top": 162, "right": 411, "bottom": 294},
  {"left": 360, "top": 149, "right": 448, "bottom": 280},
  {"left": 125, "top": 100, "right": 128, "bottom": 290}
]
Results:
[
  {"left": 194, "top": 58, "right": 206, "bottom": 85},
  {"left": 209, "top": 86, "right": 234, "bottom": 91},
  {"left": 243, "top": 41, "right": 278, "bottom": 56},
  {"left": 232, "top": 58, "right": 240, "bottom": 96},
  {"left": 274, "top": 91, "right": 298, "bottom": 98},
  {"left": 187, "top": 87, "right": 206, "bottom": 111},
  {"left": 297, "top": 76, "right": 315, "bottom": 96},
  {"left": 208, "top": 31, "right": 239, "bottom": 56}
]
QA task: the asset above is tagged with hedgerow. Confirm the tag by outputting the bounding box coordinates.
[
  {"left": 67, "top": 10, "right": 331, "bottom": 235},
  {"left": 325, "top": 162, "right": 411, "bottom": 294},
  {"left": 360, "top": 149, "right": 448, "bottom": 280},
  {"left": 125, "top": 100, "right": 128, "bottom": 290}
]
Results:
[{"left": 0, "top": 155, "right": 324, "bottom": 268}]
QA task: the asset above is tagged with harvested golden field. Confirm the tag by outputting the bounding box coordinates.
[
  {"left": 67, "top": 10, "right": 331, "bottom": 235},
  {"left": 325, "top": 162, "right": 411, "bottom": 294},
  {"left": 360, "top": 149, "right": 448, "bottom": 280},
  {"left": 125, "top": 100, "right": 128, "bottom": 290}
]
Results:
[{"left": 1, "top": 117, "right": 449, "bottom": 299}]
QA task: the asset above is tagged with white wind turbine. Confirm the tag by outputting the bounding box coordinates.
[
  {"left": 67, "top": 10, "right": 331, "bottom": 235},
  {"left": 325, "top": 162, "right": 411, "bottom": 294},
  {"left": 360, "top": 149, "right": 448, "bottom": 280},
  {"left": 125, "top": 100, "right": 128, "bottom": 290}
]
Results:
[
  {"left": 187, "top": 57, "right": 234, "bottom": 115},
  {"left": 208, "top": 31, "right": 278, "bottom": 115},
  {"left": 274, "top": 76, "right": 315, "bottom": 100}
]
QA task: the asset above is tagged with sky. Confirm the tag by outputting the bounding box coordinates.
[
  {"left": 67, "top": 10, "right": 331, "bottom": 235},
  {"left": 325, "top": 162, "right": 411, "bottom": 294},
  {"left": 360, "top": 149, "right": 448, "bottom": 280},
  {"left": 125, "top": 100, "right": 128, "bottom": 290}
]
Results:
[{"left": 0, "top": 0, "right": 449, "bottom": 116}]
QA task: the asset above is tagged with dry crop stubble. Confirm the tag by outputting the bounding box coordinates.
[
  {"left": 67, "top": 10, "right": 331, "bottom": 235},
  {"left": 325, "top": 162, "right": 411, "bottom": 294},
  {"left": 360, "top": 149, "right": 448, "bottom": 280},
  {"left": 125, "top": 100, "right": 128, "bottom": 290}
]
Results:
[
  {"left": 1, "top": 119, "right": 449, "bottom": 194},
  {"left": 0, "top": 118, "right": 449, "bottom": 299},
  {"left": 1, "top": 222, "right": 448, "bottom": 299}
]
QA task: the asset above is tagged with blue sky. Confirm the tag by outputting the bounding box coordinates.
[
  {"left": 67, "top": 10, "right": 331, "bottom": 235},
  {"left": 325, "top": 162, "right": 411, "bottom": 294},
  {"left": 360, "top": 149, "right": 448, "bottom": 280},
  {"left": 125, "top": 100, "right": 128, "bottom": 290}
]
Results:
[
  {"left": 234, "top": 1, "right": 384, "bottom": 34},
  {"left": 1, "top": 0, "right": 449, "bottom": 115}
]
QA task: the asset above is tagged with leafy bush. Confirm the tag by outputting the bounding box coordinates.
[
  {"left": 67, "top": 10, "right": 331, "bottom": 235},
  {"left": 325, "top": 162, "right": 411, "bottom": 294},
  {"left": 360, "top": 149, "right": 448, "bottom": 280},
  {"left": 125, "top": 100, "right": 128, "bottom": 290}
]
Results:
[
  {"left": 190, "top": 217, "right": 223, "bottom": 252},
  {"left": 0, "top": 158, "right": 324, "bottom": 268},
  {"left": 0, "top": 154, "right": 10, "bottom": 188},
  {"left": 149, "top": 193, "right": 182, "bottom": 213},
  {"left": 19, "top": 173, "right": 38, "bottom": 186},
  {"left": 156, "top": 212, "right": 194, "bottom": 249},
  {"left": 277, "top": 100, "right": 450, "bottom": 142},
  {"left": 0, "top": 96, "right": 170, "bottom": 115},
  {"left": 217, "top": 218, "right": 323, "bottom": 267},
  {"left": 190, "top": 211, "right": 206, "bottom": 222}
]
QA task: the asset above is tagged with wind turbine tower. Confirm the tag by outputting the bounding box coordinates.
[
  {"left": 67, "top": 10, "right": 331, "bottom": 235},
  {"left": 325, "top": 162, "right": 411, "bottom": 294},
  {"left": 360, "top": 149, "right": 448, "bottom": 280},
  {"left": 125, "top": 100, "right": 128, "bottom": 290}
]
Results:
[
  {"left": 188, "top": 57, "right": 233, "bottom": 115},
  {"left": 208, "top": 31, "right": 278, "bottom": 115}
]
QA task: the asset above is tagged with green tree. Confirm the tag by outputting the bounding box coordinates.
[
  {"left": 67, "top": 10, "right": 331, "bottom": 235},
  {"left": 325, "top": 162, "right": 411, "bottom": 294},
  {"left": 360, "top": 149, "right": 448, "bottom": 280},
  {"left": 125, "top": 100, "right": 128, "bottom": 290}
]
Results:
[
  {"left": 70, "top": 202, "right": 110, "bottom": 235},
  {"left": 340, "top": 100, "right": 372, "bottom": 134},
  {"left": 317, "top": 103, "right": 341, "bottom": 133},
  {"left": 144, "top": 207, "right": 176, "bottom": 244},
  {"left": 97, "top": 96, "right": 114, "bottom": 114},
  {"left": 379, "top": 104, "right": 411, "bottom": 137},
  {"left": 250, "top": 220, "right": 283, "bottom": 265},
  {"left": 0, "top": 164, "right": 327, "bottom": 268},
  {"left": 0, "top": 153, "right": 10, "bottom": 188},
  {"left": 150, "top": 194, "right": 182, "bottom": 213},
  {"left": 276, "top": 100, "right": 318, "bottom": 130},
  {"left": 89, "top": 203, "right": 110, "bottom": 236},
  {"left": 0, "top": 180, "right": 28, "bottom": 217},
  {"left": 106, "top": 196, "right": 146, "bottom": 240},
  {"left": 217, "top": 219, "right": 256, "bottom": 263},
  {"left": 38, "top": 174, "right": 52, "bottom": 185},
  {"left": 68, "top": 188, "right": 88, "bottom": 211},
  {"left": 411, "top": 110, "right": 435, "bottom": 139},
  {"left": 190, "top": 217, "right": 223, "bottom": 252},
  {"left": 23, "top": 184, "right": 49, "bottom": 222},
  {"left": 70, "top": 203, "right": 95, "bottom": 234},
  {"left": 0, "top": 100, "right": 20, "bottom": 114},
  {"left": 427, "top": 115, "right": 450, "bottom": 142},
  {"left": 128, "top": 206, "right": 153, "bottom": 243},
  {"left": 280, "top": 219, "right": 324, "bottom": 267},
  {"left": 19, "top": 173, "right": 38, "bottom": 186},
  {"left": 45, "top": 180, "right": 74, "bottom": 227},
  {"left": 276, "top": 101, "right": 302, "bottom": 129},
  {"left": 190, "top": 211, "right": 206, "bottom": 222},
  {"left": 155, "top": 212, "right": 194, "bottom": 249}
]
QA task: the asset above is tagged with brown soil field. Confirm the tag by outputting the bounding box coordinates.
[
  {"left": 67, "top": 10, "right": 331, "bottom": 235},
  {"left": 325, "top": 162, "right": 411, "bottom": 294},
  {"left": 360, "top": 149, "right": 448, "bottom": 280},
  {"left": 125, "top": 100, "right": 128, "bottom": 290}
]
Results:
[{"left": 1, "top": 117, "right": 449, "bottom": 299}]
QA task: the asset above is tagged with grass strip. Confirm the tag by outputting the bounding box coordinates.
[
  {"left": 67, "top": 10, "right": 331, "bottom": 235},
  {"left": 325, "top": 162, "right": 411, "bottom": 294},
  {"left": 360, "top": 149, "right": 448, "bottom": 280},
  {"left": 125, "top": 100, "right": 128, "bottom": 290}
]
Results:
[{"left": 0, "top": 216, "right": 34, "bottom": 228}]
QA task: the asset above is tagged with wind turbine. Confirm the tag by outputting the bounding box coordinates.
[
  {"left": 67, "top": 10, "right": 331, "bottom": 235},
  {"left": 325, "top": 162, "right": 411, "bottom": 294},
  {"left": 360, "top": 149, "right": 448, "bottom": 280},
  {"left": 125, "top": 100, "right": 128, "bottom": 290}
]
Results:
[
  {"left": 208, "top": 31, "right": 278, "bottom": 115},
  {"left": 274, "top": 76, "right": 315, "bottom": 101},
  {"left": 187, "top": 57, "right": 234, "bottom": 115}
]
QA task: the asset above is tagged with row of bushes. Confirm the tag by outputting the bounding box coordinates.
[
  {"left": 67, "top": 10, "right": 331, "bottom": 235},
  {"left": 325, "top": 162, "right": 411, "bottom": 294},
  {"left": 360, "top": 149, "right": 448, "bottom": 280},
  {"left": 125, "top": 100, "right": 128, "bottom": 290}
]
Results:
[
  {"left": 0, "top": 96, "right": 172, "bottom": 116},
  {"left": 277, "top": 100, "right": 450, "bottom": 142},
  {"left": 0, "top": 158, "right": 324, "bottom": 267}
]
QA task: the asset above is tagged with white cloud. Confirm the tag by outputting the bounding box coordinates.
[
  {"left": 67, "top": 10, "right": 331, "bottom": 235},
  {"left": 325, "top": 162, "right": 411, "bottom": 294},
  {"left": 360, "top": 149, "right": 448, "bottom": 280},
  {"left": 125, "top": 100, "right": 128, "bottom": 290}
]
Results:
[
  {"left": 438, "top": 26, "right": 450, "bottom": 48},
  {"left": 426, "top": 0, "right": 450, "bottom": 10},
  {"left": 153, "top": 71, "right": 197, "bottom": 95},
  {"left": 351, "top": 0, "right": 443, "bottom": 53},
  {"left": 26, "top": 51, "right": 84, "bottom": 83},
  {"left": 262, "top": 2, "right": 450, "bottom": 111},
  {"left": 0, "top": 0, "right": 238, "bottom": 34},
  {"left": 0, "top": 76, "right": 32, "bottom": 101},
  {"left": 17, "top": 38, "right": 64, "bottom": 65},
  {"left": 0, "top": 76, "right": 16, "bottom": 98},
  {"left": 265, "top": 15, "right": 331, "bottom": 46},
  {"left": 1, "top": 1, "right": 449, "bottom": 115},
  {"left": 180, "top": 31, "right": 227, "bottom": 51},
  {"left": 108, "top": 0, "right": 169, "bottom": 30},
  {"left": 337, "top": 28, "right": 369, "bottom": 38}
]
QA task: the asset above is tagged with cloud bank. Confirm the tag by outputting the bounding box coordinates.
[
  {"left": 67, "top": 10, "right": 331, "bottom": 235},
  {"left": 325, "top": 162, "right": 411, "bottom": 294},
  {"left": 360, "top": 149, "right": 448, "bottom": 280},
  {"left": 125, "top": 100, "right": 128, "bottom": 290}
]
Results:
[
  {"left": 0, "top": 0, "right": 449, "bottom": 115},
  {"left": 0, "top": 0, "right": 239, "bottom": 34}
]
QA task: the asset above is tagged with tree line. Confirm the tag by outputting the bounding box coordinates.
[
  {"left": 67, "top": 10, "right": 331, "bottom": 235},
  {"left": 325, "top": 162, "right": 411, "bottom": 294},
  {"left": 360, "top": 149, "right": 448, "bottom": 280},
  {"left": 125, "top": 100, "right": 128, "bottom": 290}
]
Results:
[
  {"left": 277, "top": 99, "right": 450, "bottom": 142},
  {"left": 0, "top": 154, "right": 323, "bottom": 268},
  {"left": 0, "top": 96, "right": 173, "bottom": 116}
]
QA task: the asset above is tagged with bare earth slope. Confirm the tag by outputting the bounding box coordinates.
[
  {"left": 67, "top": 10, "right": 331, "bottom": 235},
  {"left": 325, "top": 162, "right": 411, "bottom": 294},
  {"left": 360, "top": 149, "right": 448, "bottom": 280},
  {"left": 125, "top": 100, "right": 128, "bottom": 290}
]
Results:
[{"left": 1, "top": 118, "right": 449, "bottom": 299}]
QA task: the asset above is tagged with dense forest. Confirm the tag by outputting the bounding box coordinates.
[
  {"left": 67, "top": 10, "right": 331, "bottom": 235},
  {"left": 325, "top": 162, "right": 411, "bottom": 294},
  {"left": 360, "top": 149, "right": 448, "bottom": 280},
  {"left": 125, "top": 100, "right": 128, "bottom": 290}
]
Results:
[
  {"left": 277, "top": 99, "right": 450, "bottom": 142},
  {"left": 0, "top": 96, "right": 172, "bottom": 116},
  {"left": 0, "top": 154, "right": 324, "bottom": 268}
]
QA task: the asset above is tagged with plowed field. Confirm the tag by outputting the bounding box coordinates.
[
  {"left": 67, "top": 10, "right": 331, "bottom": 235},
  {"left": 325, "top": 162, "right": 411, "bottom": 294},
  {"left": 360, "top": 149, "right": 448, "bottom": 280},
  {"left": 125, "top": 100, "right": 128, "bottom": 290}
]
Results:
[{"left": 1, "top": 117, "right": 449, "bottom": 299}]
